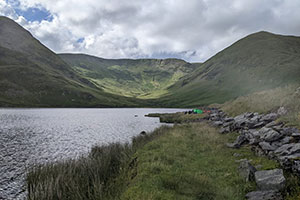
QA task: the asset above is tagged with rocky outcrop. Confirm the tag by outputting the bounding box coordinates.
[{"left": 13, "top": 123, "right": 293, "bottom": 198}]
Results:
[
  {"left": 205, "top": 108, "right": 300, "bottom": 174},
  {"left": 204, "top": 107, "right": 298, "bottom": 198},
  {"left": 254, "top": 169, "right": 286, "bottom": 191}
]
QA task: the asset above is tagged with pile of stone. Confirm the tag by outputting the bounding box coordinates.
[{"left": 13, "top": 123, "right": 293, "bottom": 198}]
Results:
[
  {"left": 204, "top": 107, "right": 300, "bottom": 199},
  {"left": 238, "top": 159, "right": 285, "bottom": 200}
]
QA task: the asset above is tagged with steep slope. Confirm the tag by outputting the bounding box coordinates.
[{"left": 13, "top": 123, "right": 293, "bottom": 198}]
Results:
[
  {"left": 60, "top": 54, "right": 197, "bottom": 98},
  {"left": 0, "top": 16, "right": 146, "bottom": 107},
  {"left": 160, "top": 31, "right": 300, "bottom": 107}
]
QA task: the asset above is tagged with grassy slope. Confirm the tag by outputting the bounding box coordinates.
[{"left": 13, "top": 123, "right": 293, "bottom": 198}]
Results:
[
  {"left": 0, "top": 16, "right": 151, "bottom": 107},
  {"left": 220, "top": 84, "right": 300, "bottom": 128},
  {"left": 159, "top": 31, "right": 300, "bottom": 107},
  {"left": 60, "top": 54, "right": 198, "bottom": 98}
]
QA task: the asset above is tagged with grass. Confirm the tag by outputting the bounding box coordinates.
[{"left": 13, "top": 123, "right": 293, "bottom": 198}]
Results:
[
  {"left": 121, "top": 123, "right": 278, "bottom": 200},
  {"left": 221, "top": 84, "right": 300, "bottom": 127},
  {"left": 146, "top": 112, "right": 207, "bottom": 123},
  {"left": 27, "top": 122, "right": 281, "bottom": 200},
  {"left": 26, "top": 125, "right": 172, "bottom": 200},
  {"left": 159, "top": 31, "right": 300, "bottom": 108},
  {"left": 60, "top": 54, "right": 197, "bottom": 99}
]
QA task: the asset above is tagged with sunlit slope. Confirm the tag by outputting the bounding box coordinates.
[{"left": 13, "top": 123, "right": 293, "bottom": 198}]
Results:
[
  {"left": 160, "top": 31, "right": 300, "bottom": 107},
  {"left": 60, "top": 54, "right": 198, "bottom": 98}
]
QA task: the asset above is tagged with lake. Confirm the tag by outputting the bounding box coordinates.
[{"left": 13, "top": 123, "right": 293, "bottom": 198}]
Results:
[{"left": 0, "top": 108, "right": 184, "bottom": 200}]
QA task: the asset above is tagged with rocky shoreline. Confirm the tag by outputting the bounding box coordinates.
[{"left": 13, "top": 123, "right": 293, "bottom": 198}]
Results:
[{"left": 203, "top": 107, "right": 299, "bottom": 199}]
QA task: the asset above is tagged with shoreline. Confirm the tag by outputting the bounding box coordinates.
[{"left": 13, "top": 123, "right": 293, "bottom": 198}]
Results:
[{"left": 26, "top": 109, "right": 300, "bottom": 199}]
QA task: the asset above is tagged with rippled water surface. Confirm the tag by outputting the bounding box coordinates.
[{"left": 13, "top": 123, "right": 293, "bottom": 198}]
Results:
[{"left": 0, "top": 108, "right": 183, "bottom": 199}]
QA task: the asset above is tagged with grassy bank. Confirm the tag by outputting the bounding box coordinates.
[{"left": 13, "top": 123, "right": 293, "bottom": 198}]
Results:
[
  {"left": 26, "top": 125, "right": 172, "bottom": 200},
  {"left": 146, "top": 112, "right": 207, "bottom": 123},
  {"left": 27, "top": 121, "right": 283, "bottom": 200},
  {"left": 221, "top": 85, "right": 300, "bottom": 127}
]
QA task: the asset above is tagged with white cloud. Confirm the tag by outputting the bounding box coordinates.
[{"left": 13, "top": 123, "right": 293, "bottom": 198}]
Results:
[{"left": 2, "top": 0, "right": 300, "bottom": 62}]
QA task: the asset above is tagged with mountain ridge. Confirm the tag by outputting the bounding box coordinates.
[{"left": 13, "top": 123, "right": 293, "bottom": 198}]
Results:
[{"left": 1, "top": 16, "right": 300, "bottom": 107}]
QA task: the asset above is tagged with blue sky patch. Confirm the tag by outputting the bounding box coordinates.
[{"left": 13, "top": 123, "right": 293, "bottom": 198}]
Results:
[
  {"left": 14, "top": 7, "right": 53, "bottom": 22},
  {"left": 77, "top": 38, "right": 84, "bottom": 43}
]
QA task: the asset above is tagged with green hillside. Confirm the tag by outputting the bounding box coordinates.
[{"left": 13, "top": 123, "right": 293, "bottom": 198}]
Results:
[
  {"left": 60, "top": 54, "right": 198, "bottom": 98},
  {"left": 160, "top": 31, "right": 300, "bottom": 107},
  {"left": 0, "top": 16, "right": 149, "bottom": 107},
  {"left": 1, "top": 15, "right": 300, "bottom": 108}
]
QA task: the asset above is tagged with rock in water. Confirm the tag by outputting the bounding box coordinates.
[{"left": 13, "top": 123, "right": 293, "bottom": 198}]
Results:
[{"left": 254, "top": 169, "right": 286, "bottom": 191}]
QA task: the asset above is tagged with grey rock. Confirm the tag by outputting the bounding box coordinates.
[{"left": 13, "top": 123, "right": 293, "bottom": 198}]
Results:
[
  {"left": 245, "top": 190, "right": 283, "bottom": 200},
  {"left": 292, "top": 132, "right": 300, "bottom": 138},
  {"left": 250, "top": 115, "right": 260, "bottom": 122},
  {"left": 277, "top": 106, "right": 287, "bottom": 116},
  {"left": 259, "top": 142, "right": 277, "bottom": 151},
  {"left": 259, "top": 128, "right": 282, "bottom": 142},
  {"left": 274, "top": 143, "right": 300, "bottom": 156},
  {"left": 261, "top": 113, "right": 278, "bottom": 122},
  {"left": 219, "top": 126, "right": 230, "bottom": 134},
  {"left": 213, "top": 121, "right": 223, "bottom": 127},
  {"left": 238, "top": 160, "right": 257, "bottom": 182},
  {"left": 227, "top": 135, "right": 248, "bottom": 148},
  {"left": 280, "top": 136, "right": 293, "bottom": 145},
  {"left": 255, "top": 169, "right": 286, "bottom": 191},
  {"left": 265, "top": 121, "right": 277, "bottom": 128},
  {"left": 249, "top": 138, "right": 260, "bottom": 145},
  {"left": 223, "top": 121, "right": 234, "bottom": 127},
  {"left": 245, "top": 112, "right": 254, "bottom": 118},
  {"left": 253, "top": 121, "right": 266, "bottom": 128},
  {"left": 224, "top": 117, "right": 234, "bottom": 122},
  {"left": 279, "top": 127, "right": 299, "bottom": 136}
]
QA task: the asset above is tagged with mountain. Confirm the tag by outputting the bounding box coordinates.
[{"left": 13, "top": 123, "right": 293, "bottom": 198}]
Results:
[
  {"left": 159, "top": 31, "right": 300, "bottom": 107},
  {"left": 1, "top": 15, "right": 300, "bottom": 108},
  {"left": 0, "top": 16, "right": 147, "bottom": 107},
  {"left": 60, "top": 54, "right": 198, "bottom": 98}
]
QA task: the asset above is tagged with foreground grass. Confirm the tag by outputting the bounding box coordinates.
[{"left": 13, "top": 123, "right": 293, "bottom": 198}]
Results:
[
  {"left": 26, "top": 126, "right": 172, "bottom": 200},
  {"left": 27, "top": 122, "right": 283, "bottom": 200},
  {"left": 121, "top": 123, "right": 278, "bottom": 200}
]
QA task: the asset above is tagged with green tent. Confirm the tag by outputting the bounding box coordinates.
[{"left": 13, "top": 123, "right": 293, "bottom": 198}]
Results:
[{"left": 193, "top": 109, "right": 203, "bottom": 114}]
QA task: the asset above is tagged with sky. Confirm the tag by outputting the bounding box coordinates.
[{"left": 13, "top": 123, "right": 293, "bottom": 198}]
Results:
[{"left": 1, "top": 0, "right": 300, "bottom": 62}]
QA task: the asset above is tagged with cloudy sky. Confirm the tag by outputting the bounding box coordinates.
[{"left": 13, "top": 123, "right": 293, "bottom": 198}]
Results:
[{"left": 1, "top": 0, "right": 300, "bottom": 62}]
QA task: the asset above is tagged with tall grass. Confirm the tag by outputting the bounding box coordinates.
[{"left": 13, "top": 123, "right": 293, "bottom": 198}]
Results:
[
  {"left": 26, "top": 125, "right": 171, "bottom": 200},
  {"left": 221, "top": 85, "right": 300, "bottom": 127}
]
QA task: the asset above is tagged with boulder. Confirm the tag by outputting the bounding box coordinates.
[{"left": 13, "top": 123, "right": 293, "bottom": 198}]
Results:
[
  {"left": 254, "top": 169, "right": 286, "bottom": 191},
  {"left": 259, "top": 142, "right": 277, "bottom": 151},
  {"left": 259, "top": 128, "right": 282, "bottom": 142},
  {"left": 245, "top": 190, "right": 283, "bottom": 200},
  {"left": 238, "top": 160, "right": 257, "bottom": 182},
  {"left": 274, "top": 143, "right": 300, "bottom": 156}
]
